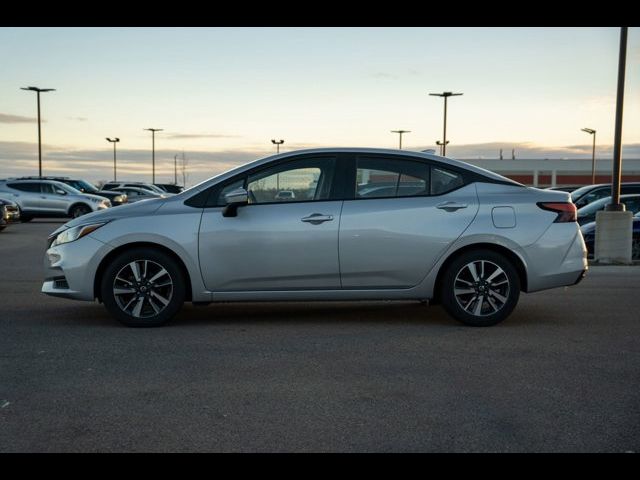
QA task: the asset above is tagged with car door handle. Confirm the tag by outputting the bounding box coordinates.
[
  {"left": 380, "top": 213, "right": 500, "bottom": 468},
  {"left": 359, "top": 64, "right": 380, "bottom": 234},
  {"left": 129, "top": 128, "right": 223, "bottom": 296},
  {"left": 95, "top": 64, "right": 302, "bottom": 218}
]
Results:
[
  {"left": 436, "top": 201, "right": 468, "bottom": 211},
  {"left": 301, "top": 213, "right": 334, "bottom": 224}
]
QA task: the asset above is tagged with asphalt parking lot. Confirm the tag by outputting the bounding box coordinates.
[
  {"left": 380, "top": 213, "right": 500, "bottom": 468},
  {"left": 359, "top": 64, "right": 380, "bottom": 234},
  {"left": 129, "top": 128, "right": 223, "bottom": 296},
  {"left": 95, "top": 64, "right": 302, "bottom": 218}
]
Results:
[{"left": 1, "top": 219, "right": 639, "bottom": 452}]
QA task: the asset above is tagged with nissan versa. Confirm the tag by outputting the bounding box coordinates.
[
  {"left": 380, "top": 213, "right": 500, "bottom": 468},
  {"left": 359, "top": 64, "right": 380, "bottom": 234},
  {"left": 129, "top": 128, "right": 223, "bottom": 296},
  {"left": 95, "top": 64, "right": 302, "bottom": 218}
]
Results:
[{"left": 42, "top": 148, "right": 588, "bottom": 327}]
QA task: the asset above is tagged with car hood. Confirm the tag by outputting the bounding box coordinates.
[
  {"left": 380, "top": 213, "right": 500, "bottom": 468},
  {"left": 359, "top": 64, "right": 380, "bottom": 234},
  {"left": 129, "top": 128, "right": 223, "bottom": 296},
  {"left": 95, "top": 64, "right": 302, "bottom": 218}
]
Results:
[{"left": 53, "top": 197, "right": 168, "bottom": 234}]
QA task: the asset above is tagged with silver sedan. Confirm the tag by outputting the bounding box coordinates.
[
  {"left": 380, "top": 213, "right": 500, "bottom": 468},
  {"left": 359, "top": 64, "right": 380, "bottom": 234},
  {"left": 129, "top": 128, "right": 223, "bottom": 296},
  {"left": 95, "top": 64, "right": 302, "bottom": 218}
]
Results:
[{"left": 42, "top": 148, "right": 587, "bottom": 327}]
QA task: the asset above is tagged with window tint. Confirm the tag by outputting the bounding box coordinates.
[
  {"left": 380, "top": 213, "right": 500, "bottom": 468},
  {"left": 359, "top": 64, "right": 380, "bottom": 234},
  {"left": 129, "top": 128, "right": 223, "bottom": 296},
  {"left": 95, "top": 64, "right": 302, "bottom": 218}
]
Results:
[
  {"left": 356, "top": 157, "right": 429, "bottom": 199},
  {"left": 624, "top": 197, "right": 640, "bottom": 213},
  {"left": 41, "top": 183, "right": 56, "bottom": 194},
  {"left": 582, "top": 188, "right": 610, "bottom": 204},
  {"left": 431, "top": 167, "right": 464, "bottom": 195},
  {"left": 246, "top": 157, "right": 336, "bottom": 205},
  {"left": 7, "top": 182, "right": 40, "bottom": 192},
  {"left": 622, "top": 185, "right": 640, "bottom": 194}
]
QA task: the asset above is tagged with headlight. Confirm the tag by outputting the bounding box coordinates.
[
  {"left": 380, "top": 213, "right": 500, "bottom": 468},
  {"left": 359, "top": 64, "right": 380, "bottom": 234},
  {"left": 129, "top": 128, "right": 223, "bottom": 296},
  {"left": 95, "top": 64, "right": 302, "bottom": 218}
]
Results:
[
  {"left": 113, "top": 195, "right": 124, "bottom": 203},
  {"left": 50, "top": 222, "right": 107, "bottom": 247}
]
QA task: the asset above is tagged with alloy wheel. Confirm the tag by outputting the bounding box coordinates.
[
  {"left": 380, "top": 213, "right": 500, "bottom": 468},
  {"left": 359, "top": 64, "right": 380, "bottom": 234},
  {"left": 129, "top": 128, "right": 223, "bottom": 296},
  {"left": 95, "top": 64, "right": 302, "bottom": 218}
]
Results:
[
  {"left": 112, "top": 259, "right": 173, "bottom": 318},
  {"left": 453, "top": 260, "right": 510, "bottom": 317}
]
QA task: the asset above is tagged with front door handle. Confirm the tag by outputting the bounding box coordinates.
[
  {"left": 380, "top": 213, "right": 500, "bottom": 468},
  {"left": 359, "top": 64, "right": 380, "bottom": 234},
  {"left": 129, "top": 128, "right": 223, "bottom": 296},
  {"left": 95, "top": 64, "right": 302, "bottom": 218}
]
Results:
[
  {"left": 436, "top": 201, "right": 468, "bottom": 211},
  {"left": 301, "top": 213, "right": 334, "bottom": 225}
]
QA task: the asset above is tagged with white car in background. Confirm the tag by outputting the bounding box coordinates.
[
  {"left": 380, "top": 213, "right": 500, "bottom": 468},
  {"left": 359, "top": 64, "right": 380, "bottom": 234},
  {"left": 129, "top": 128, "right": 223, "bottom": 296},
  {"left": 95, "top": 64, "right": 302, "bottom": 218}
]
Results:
[{"left": 110, "top": 186, "right": 168, "bottom": 203}]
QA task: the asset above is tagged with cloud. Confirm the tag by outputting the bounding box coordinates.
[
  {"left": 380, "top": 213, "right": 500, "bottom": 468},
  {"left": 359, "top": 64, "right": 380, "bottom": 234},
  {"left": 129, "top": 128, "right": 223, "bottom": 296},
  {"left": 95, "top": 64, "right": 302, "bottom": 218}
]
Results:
[
  {"left": 0, "top": 113, "right": 38, "bottom": 124},
  {"left": 2, "top": 140, "right": 640, "bottom": 187},
  {"left": 67, "top": 116, "right": 88, "bottom": 122},
  {"left": 412, "top": 141, "right": 640, "bottom": 159},
  {"left": 163, "top": 132, "right": 241, "bottom": 140},
  {"left": 370, "top": 72, "right": 397, "bottom": 79}
]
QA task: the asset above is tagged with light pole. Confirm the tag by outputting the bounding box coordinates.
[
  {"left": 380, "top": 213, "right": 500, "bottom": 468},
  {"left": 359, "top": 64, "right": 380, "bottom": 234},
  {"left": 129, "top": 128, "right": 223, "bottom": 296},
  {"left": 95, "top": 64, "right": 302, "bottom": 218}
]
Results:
[
  {"left": 106, "top": 138, "right": 120, "bottom": 181},
  {"left": 436, "top": 140, "right": 449, "bottom": 156},
  {"left": 21, "top": 86, "right": 55, "bottom": 178},
  {"left": 144, "top": 128, "right": 163, "bottom": 184},
  {"left": 607, "top": 26, "right": 628, "bottom": 211},
  {"left": 271, "top": 139, "right": 284, "bottom": 190},
  {"left": 174, "top": 154, "right": 178, "bottom": 185},
  {"left": 429, "top": 91, "right": 463, "bottom": 157},
  {"left": 271, "top": 139, "right": 284, "bottom": 154},
  {"left": 391, "top": 130, "right": 411, "bottom": 149},
  {"left": 581, "top": 128, "right": 597, "bottom": 184}
]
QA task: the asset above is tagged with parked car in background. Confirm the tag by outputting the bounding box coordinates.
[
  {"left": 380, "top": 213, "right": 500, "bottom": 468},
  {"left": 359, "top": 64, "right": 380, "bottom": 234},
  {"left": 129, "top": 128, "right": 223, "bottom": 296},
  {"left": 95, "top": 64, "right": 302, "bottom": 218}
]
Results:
[
  {"left": 576, "top": 194, "right": 640, "bottom": 226},
  {"left": 102, "top": 181, "right": 169, "bottom": 195},
  {"left": 155, "top": 183, "right": 184, "bottom": 194},
  {"left": 546, "top": 186, "right": 581, "bottom": 193},
  {"left": 0, "top": 179, "right": 111, "bottom": 221},
  {"left": 274, "top": 190, "right": 296, "bottom": 201},
  {"left": 570, "top": 182, "right": 640, "bottom": 208},
  {"left": 0, "top": 197, "right": 21, "bottom": 230},
  {"left": 14, "top": 176, "right": 128, "bottom": 206},
  {"left": 580, "top": 211, "right": 640, "bottom": 260},
  {"left": 42, "top": 148, "right": 587, "bottom": 328},
  {"left": 110, "top": 186, "right": 167, "bottom": 203}
]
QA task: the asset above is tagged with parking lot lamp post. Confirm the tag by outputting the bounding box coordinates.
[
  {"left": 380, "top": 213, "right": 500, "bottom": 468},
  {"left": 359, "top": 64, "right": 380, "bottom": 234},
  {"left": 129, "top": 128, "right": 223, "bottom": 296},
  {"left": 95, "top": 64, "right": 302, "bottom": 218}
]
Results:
[
  {"left": 436, "top": 140, "right": 449, "bottom": 156},
  {"left": 391, "top": 130, "right": 411, "bottom": 149},
  {"left": 106, "top": 138, "right": 120, "bottom": 181},
  {"left": 20, "top": 86, "right": 56, "bottom": 178},
  {"left": 271, "top": 139, "right": 284, "bottom": 190},
  {"left": 581, "top": 128, "right": 597, "bottom": 184},
  {"left": 429, "top": 91, "right": 463, "bottom": 157},
  {"left": 144, "top": 128, "right": 163, "bottom": 184}
]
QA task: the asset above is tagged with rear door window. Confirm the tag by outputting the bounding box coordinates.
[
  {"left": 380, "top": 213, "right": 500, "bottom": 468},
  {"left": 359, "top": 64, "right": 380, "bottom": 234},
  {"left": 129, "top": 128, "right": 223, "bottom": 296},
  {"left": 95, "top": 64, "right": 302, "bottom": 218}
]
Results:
[
  {"left": 355, "top": 157, "right": 429, "bottom": 199},
  {"left": 7, "top": 182, "right": 40, "bottom": 192}
]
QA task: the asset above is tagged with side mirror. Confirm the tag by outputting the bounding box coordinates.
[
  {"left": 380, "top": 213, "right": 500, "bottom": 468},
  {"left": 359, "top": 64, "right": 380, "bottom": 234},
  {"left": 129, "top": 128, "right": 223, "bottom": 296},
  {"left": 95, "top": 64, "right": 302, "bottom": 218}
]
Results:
[{"left": 222, "top": 187, "right": 249, "bottom": 217}]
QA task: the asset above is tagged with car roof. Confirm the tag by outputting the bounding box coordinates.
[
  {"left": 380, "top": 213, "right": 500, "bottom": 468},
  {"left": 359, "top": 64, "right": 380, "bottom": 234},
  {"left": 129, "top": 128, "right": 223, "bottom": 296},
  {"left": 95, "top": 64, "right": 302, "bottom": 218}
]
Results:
[{"left": 186, "top": 147, "right": 523, "bottom": 194}]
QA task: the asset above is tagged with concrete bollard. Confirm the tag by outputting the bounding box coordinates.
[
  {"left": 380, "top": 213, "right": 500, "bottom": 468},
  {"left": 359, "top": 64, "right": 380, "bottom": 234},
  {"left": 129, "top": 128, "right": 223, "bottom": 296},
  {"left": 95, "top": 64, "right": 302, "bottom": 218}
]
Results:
[{"left": 594, "top": 210, "right": 633, "bottom": 264}]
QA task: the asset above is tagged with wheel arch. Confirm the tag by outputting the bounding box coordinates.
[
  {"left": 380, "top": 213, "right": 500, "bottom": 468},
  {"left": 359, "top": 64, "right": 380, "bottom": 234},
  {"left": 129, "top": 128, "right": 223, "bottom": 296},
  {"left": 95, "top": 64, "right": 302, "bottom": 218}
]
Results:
[
  {"left": 67, "top": 202, "right": 92, "bottom": 217},
  {"left": 432, "top": 242, "right": 528, "bottom": 303},
  {"left": 93, "top": 241, "right": 193, "bottom": 302}
]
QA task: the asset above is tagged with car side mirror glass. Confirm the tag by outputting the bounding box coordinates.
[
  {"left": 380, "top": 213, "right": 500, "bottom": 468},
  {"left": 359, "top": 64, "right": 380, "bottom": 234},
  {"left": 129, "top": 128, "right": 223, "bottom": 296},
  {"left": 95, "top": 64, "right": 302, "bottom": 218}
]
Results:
[{"left": 222, "top": 187, "right": 248, "bottom": 217}]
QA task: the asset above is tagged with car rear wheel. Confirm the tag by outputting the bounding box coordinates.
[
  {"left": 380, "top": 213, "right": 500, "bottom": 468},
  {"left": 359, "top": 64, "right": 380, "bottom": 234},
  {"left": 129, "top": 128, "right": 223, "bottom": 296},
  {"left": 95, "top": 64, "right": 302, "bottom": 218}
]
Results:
[
  {"left": 101, "top": 248, "right": 186, "bottom": 327},
  {"left": 441, "top": 249, "right": 520, "bottom": 327},
  {"left": 70, "top": 204, "right": 91, "bottom": 218}
]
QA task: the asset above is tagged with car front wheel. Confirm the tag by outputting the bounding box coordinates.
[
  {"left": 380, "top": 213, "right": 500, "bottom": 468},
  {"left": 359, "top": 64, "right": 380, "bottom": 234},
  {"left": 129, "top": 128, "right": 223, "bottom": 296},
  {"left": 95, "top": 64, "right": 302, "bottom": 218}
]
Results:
[
  {"left": 441, "top": 249, "right": 520, "bottom": 327},
  {"left": 101, "top": 248, "right": 186, "bottom": 327},
  {"left": 70, "top": 204, "right": 91, "bottom": 218}
]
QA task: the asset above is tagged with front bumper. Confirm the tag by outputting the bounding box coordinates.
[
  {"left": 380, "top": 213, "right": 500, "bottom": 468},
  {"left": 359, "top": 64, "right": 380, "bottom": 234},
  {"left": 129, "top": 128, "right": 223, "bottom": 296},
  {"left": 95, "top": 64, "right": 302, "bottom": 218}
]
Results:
[{"left": 41, "top": 234, "right": 113, "bottom": 301}]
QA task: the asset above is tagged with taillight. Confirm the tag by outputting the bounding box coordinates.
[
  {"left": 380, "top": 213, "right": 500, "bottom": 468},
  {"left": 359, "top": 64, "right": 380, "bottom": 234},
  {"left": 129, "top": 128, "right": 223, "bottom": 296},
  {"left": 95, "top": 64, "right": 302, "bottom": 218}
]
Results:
[{"left": 537, "top": 202, "right": 577, "bottom": 223}]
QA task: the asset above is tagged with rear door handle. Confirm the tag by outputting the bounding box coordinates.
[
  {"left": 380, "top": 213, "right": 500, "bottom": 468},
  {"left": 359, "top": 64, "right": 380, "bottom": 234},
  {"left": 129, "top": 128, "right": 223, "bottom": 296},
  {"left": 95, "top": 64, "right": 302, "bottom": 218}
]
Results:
[
  {"left": 436, "top": 201, "right": 468, "bottom": 211},
  {"left": 301, "top": 213, "right": 334, "bottom": 224}
]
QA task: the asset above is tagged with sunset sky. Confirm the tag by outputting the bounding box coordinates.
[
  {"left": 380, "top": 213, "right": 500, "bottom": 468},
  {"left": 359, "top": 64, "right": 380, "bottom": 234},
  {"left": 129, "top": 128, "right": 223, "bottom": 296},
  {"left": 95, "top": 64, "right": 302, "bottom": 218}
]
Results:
[{"left": 1, "top": 27, "right": 639, "bottom": 186}]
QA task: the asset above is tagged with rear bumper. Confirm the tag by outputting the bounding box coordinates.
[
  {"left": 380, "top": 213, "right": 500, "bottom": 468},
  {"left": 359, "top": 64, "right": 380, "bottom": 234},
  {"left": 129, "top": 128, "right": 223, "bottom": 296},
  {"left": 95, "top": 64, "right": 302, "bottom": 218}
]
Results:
[{"left": 523, "top": 223, "right": 588, "bottom": 292}]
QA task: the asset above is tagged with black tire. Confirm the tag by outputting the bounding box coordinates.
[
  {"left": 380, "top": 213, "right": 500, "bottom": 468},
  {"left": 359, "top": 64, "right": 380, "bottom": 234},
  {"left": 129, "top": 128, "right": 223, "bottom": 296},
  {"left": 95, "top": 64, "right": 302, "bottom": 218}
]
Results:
[
  {"left": 633, "top": 237, "right": 640, "bottom": 260},
  {"left": 440, "top": 249, "right": 520, "bottom": 327},
  {"left": 19, "top": 208, "right": 33, "bottom": 222},
  {"left": 70, "top": 204, "right": 92, "bottom": 218},
  {"left": 100, "top": 247, "right": 186, "bottom": 327}
]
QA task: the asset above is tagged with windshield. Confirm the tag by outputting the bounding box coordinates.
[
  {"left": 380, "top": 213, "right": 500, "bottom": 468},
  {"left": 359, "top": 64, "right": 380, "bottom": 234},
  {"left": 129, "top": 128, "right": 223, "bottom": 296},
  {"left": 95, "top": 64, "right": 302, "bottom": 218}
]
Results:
[
  {"left": 56, "top": 182, "right": 83, "bottom": 195},
  {"left": 66, "top": 179, "right": 98, "bottom": 193},
  {"left": 570, "top": 185, "right": 601, "bottom": 202},
  {"left": 578, "top": 196, "right": 611, "bottom": 215}
]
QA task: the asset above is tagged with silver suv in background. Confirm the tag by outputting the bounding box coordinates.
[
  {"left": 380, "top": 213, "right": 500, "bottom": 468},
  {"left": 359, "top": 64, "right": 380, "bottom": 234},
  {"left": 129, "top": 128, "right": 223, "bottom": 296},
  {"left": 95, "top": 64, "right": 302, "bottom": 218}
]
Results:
[{"left": 0, "top": 179, "right": 111, "bottom": 221}]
